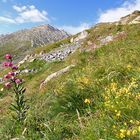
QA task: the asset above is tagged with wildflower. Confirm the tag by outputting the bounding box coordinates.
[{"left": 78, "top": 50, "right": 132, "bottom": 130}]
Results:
[
  {"left": 126, "top": 130, "right": 131, "bottom": 136},
  {"left": 5, "top": 82, "right": 12, "bottom": 88},
  {"left": 116, "top": 111, "right": 121, "bottom": 117},
  {"left": 124, "top": 122, "right": 127, "bottom": 126},
  {"left": 138, "top": 126, "right": 140, "bottom": 132},
  {"left": 3, "top": 62, "right": 13, "bottom": 67},
  {"left": 4, "top": 74, "right": 11, "bottom": 79},
  {"left": 84, "top": 98, "right": 91, "bottom": 104},
  {"left": 132, "top": 130, "right": 137, "bottom": 136},
  {"left": 130, "top": 120, "right": 134, "bottom": 123},
  {"left": 15, "top": 79, "right": 22, "bottom": 84},
  {"left": 8, "top": 72, "right": 15, "bottom": 76},
  {"left": 127, "top": 64, "right": 132, "bottom": 69},
  {"left": 110, "top": 82, "right": 117, "bottom": 91},
  {"left": 12, "top": 65, "right": 18, "bottom": 70},
  {"left": 120, "top": 129, "right": 126, "bottom": 133},
  {"left": 2, "top": 54, "right": 28, "bottom": 123},
  {"left": 119, "top": 133, "right": 125, "bottom": 138},
  {"left": 112, "top": 125, "right": 116, "bottom": 128},
  {"left": 5, "top": 54, "right": 12, "bottom": 60}
]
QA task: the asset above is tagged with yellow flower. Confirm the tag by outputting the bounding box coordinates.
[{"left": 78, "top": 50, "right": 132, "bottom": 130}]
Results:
[
  {"left": 138, "top": 126, "right": 140, "bottom": 132},
  {"left": 84, "top": 98, "right": 91, "bottom": 104},
  {"left": 112, "top": 125, "right": 116, "bottom": 129},
  {"left": 120, "top": 129, "right": 126, "bottom": 133},
  {"left": 132, "top": 130, "right": 137, "bottom": 136},
  {"left": 110, "top": 83, "right": 117, "bottom": 91},
  {"left": 119, "top": 133, "right": 125, "bottom": 138},
  {"left": 126, "top": 130, "right": 131, "bottom": 136},
  {"left": 124, "top": 122, "right": 127, "bottom": 126},
  {"left": 127, "top": 64, "right": 132, "bottom": 69},
  {"left": 116, "top": 111, "right": 121, "bottom": 117},
  {"left": 130, "top": 120, "right": 134, "bottom": 123}
]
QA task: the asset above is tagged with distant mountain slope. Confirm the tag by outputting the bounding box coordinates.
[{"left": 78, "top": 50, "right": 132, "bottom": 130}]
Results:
[
  {"left": 0, "top": 24, "right": 70, "bottom": 62},
  {"left": 0, "top": 24, "right": 69, "bottom": 47}
]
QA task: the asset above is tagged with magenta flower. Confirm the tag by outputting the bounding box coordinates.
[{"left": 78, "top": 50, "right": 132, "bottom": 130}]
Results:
[
  {"left": 4, "top": 74, "right": 11, "bottom": 79},
  {"left": 5, "top": 82, "right": 12, "bottom": 88},
  {"left": 3, "top": 62, "right": 9, "bottom": 67},
  {"left": 8, "top": 72, "right": 15, "bottom": 76},
  {"left": 12, "top": 65, "right": 18, "bottom": 70},
  {"left": 15, "top": 79, "right": 22, "bottom": 84},
  {"left": 5, "top": 54, "right": 12, "bottom": 60},
  {"left": 3, "top": 62, "right": 13, "bottom": 67}
]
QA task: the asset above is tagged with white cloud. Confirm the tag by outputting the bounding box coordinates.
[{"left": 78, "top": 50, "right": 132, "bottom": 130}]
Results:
[
  {"left": 0, "top": 16, "right": 15, "bottom": 23},
  {"left": 97, "top": 0, "right": 140, "bottom": 23},
  {"left": 59, "top": 23, "right": 90, "bottom": 34},
  {"left": 13, "top": 5, "right": 27, "bottom": 12},
  {"left": 14, "top": 5, "right": 49, "bottom": 23},
  {"left": 0, "top": 5, "right": 49, "bottom": 24}
]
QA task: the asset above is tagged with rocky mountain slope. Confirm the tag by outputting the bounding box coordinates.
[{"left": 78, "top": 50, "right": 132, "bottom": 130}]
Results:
[
  {"left": 0, "top": 24, "right": 69, "bottom": 47},
  {"left": 0, "top": 24, "right": 69, "bottom": 64}
]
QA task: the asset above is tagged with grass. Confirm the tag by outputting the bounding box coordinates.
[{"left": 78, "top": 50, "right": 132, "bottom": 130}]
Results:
[{"left": 0, "top": 23, "right": 140, "bottom": 139}]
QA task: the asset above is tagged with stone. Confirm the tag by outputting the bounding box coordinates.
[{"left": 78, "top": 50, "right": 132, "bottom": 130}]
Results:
[
  {"left": 100, "top": 35, "right": 114, "bottom": 45},
  {"left": 0, "top": 78, "right": 3, "bottom": 83},
  {"left": 40, "top": 65, "right": 75, "bottom": 88},
  {"left": 74, "top": 31, "right": 88, "bottom": 42}
]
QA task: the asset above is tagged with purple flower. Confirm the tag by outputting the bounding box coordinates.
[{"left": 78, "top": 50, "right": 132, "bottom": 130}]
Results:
[{"left": 12, "top": 66, "right": 18, "bottom": 70}]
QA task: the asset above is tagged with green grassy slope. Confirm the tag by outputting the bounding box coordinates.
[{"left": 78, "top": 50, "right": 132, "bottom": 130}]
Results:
[{"left": 0, "top": 23, "right": 140, "bottom": 140}]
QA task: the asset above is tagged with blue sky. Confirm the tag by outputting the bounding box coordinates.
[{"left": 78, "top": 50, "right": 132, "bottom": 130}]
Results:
[{"left": 0, "top": 0, "right": 140, "bottom": 34}]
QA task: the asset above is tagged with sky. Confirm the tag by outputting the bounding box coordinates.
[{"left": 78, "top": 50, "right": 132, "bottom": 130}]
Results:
[{"left": 0, "top": 0, "right": 140, "bottom": 34}]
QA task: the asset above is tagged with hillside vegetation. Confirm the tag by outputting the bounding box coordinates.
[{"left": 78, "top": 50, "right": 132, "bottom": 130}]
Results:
[{"left": 0, "top": 22, "right": 140, "bottom": 140}]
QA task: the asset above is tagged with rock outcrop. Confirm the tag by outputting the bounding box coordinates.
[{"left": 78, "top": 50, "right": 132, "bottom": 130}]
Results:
[
  {"left": 40, "top": 42, "right": 81, "bottom": 62},
  {"left": 40, "top": 65, "right": 75, "bottom": 88},
  {"left": 70, "top": 31, "right": 88, "bottom": 43}
]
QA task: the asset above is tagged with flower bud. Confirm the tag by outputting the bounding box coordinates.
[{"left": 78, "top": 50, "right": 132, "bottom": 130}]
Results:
[
  {"left": 5, "top": 54, "right": 12, "bottom": 60},
  {"left": 4, "top": 74, "right": 11, "bottom": 79},
  {"left": 15, "top": 79, "right": 22, "bottom": 84},
  {"left": 3, "top": 62, "right": 13, "bottom": 67},
  {"left": 8, "top": 72, "right": 15, "bottom": 76},
  {"left": 5, "top": 82, "right": 12, "bottom": 88},
  {"left": 12, "top": 65, "right": 18, "bottom": 70}
]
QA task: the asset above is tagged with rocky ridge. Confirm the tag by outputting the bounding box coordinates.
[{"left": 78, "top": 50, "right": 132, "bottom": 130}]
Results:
[{"left": 0, "top": 24, "right": 69, "bottom": 48}]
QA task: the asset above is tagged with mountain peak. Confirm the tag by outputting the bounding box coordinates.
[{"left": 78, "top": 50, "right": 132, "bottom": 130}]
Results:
[{"left": 0, "top": 24, "right": 69, "bottom": 48}]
